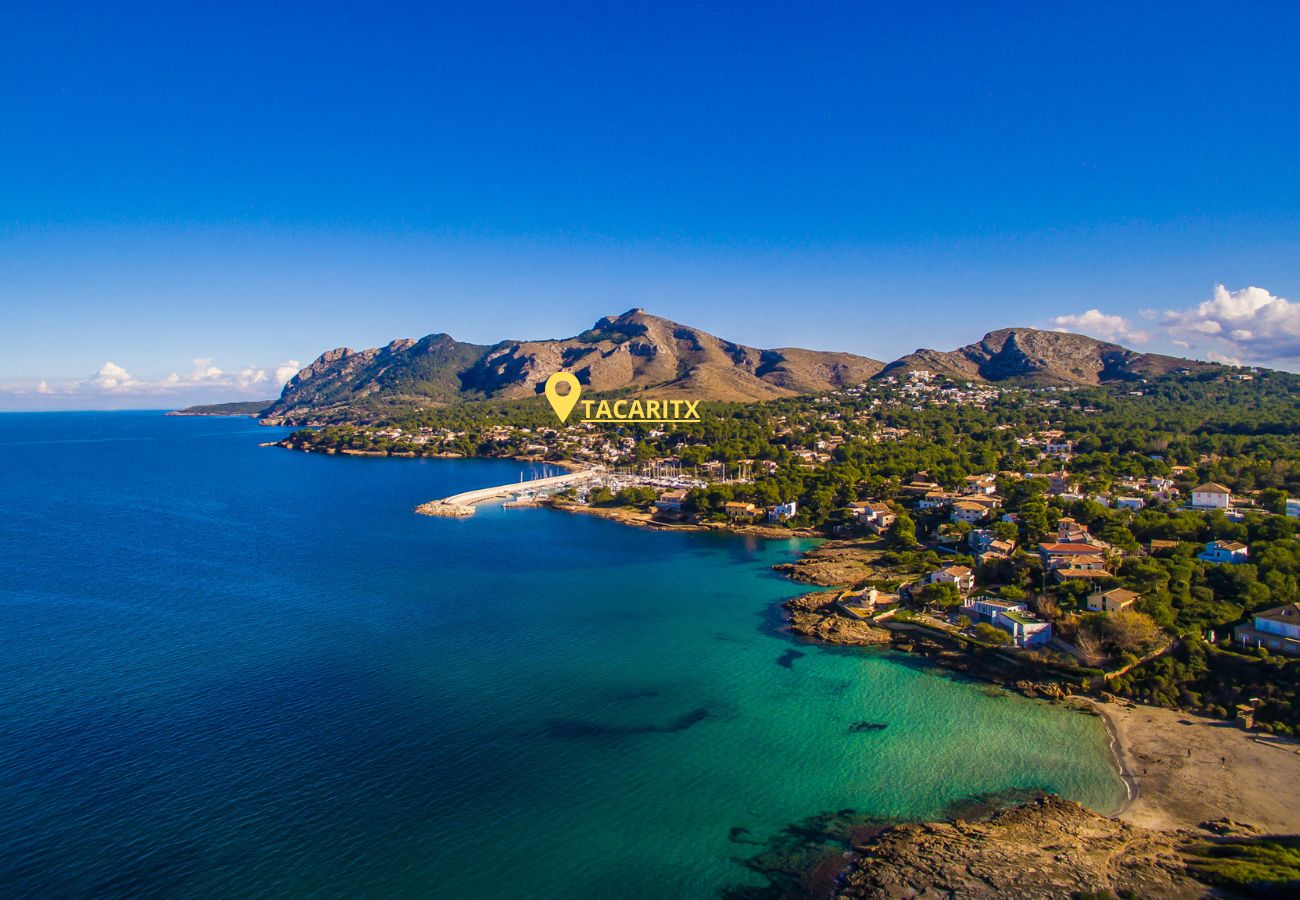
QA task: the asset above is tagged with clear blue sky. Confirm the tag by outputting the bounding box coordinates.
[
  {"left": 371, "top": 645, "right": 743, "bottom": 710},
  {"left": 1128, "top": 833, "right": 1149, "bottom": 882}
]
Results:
[{"left": 3, "top": 1, "right": 1299, "bottom": 408}]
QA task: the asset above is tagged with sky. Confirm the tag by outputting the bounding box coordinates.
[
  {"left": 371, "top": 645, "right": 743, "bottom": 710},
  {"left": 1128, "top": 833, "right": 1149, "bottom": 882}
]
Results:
[{"left": 2, "top": 1, "right": 1299, "bottom": 409}]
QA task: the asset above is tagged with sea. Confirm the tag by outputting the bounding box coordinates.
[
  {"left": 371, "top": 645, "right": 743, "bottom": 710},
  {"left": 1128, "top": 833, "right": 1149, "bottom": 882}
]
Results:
[{"left": 0, "top": 412, "right": 1126, "bottom": 898}]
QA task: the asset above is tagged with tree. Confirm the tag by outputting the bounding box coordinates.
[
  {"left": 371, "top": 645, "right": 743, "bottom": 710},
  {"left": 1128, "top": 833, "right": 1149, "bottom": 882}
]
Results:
[
  {"left": 918, "top": 582, "right": 961, "bottom": 611},
  {"left": 973, "top": 623, "right": 1012, "bottom": 645},
  {"left": 1104, "top": 608, "right": 1162, "bottom": 654},
  {"left": 1099, "top": 522, "right": 1140, "bottom": 553},
  {"left": 887, "top": 512, "right": 919, "bottom": 548},
  {"left": 1021, "top": 498, "right": 1052, "bottom": 542},
  {"left": 1259, "top": 487, "right": 1288, "bottom": 515},
  {"left": 1035, "top": 594, "right": 1062, "bottom": 621},
  {"left": 992, "top": 520, "right": 1019, "bottom": 542},
  {"left": 616, "top": 486, "right": 656, "bottom": 506},
  {"left": 1074, "top": 629, "right": 1107, "bottom": 666}
]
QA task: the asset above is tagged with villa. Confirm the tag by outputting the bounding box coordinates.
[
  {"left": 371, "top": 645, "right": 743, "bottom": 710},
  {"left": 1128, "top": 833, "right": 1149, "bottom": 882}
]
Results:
[
  {"left": 926, "top": 565, "right": 975, "bottom": 594},
  {"left": 1039, "top": 541, "right": 1112, "bottom": 582},
  {"left": 917, "top": 490, "right": 956, "bottom": 510},
  {"left": 998, "top": 609, "right": 1052, "bottom": 647},
  {"left": 962, "top": 475, "right": 998, "bottom": 495},
  {"left": 1039, "top": 542, "right": 1108, "bottom": 570},
  {"left": 849, "top": 500, "right": 895, "bottom": 533},
  {"left": 1190, "top": 482, "right": 1232, "bottom": 510},
  {"left": 961, "top": 595, "right": 1052, "bottom": 647},
  {"left": 767, "top": 501, "right": 798, "bottom": 523},
  {"left": 724, "top": 501, "right": 758, "bottom": 519},
  {"left": 1198, "top": 540, "right": 1249, "bottom": 565},
  {"left": 655, "top": 489, "right": 687, "bottom": 512},
  {"left": 1234, "top": 603, "right": 1300, "bottom": 655},
  {"left": 1087, "top": 587, "right": 1139, "bottom": 614},
  {"left": 976, "top": 539, "right": 1016, "bottom": 565},
  {"left": 950, "top": 499, "right": 988, "bottom": 524}
]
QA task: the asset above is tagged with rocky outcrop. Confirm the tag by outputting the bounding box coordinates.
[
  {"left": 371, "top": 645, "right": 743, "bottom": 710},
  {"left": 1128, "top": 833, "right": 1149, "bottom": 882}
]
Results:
[
  {"left": 877, "top": 327, "right": 1216, "bottom": 386},
  {"left": 785, "top": 592, "right": 892, "bottom": 646},
  {"left": 837, "top": 796, "right": 1204, "bottom": 899},
  {"left": 414, "top": 501, "right": 474, "bottom": 518},
  {"left": 773, "top": 539, "right": 886, "bottom": 587}
]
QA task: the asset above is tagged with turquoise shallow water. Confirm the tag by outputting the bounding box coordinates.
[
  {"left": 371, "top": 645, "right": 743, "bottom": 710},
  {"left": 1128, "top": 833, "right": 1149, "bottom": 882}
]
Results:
[{"left": 0, "top": 412, "right": 1124, "bottom": 898}]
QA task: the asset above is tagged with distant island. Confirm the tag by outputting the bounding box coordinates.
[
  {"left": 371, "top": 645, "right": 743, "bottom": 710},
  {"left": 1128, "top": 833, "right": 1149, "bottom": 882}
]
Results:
[{"left": 168, "top": 400, "right": 275, "bottom": 417}]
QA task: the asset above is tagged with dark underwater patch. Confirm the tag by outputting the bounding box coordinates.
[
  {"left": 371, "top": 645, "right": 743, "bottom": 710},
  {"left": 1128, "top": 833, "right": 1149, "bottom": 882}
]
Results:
[
  {"left": 846, "top": 721, "right": 887, "bottom": 733},
  {"left": 776, "top": 649, "right": 804, "bottom": 669},
  {"left": 543, "top": 706, "right": 711, "bottom": 739},
  {"left": 719, "top": 807, "right": 888, "bottom": 900}
]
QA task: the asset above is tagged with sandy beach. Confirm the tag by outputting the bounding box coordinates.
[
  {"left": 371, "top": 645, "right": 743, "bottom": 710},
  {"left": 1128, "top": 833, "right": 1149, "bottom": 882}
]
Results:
[{"left": 1093, "top": 699, "right": 1300, "bottom": 834}]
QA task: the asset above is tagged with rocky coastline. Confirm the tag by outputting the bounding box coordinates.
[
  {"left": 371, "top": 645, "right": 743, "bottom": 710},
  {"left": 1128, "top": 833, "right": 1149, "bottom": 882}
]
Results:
[{"left": 834, "top": 795, "right": 1206, "bottom": 899}]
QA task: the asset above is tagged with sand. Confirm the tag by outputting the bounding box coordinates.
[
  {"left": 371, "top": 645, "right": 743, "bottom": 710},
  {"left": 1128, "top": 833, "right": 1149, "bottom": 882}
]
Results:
[{"left": 1092, "top": 699, "right": 1300, "bottom": 834}]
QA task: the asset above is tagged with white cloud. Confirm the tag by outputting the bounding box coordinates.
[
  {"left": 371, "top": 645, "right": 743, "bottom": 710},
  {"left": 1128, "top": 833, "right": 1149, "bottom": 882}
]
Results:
[
  {"left": 59, "top": 357, "right": 279, "bottom": 397},
  {"left": 1050, "top": 309, "right": 1149, "bottom": 344},
  {"left": 1161, "top": 285, "right": 1300, "bottom": 362},
  {"left": 274, "top": 360, "right": 303, "bottom": 386},
  {"left": 5, "top": 354, "right": 295, "bottom": 410},
  {"left": 83, "top": 361, "right": 141, "bottom": 392},
  {"left": 1205, "top": 350, "right": 1243, "bottom": 366}
]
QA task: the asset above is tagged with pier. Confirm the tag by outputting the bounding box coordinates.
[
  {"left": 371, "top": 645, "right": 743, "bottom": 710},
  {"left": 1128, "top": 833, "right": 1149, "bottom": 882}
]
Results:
[{"left": 415, "top": 467, "right": 600, "bottom": 517}]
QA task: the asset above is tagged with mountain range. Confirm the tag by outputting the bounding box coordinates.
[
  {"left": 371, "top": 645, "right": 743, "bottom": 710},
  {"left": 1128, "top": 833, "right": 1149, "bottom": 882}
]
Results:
[{"left": 186, "top": 309, "right": 1222, "bottom": 423}]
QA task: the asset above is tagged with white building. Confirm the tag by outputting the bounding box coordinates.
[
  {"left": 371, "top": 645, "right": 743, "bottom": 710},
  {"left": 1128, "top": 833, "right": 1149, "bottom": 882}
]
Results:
[
  {"left": 950, "top": 500, "right": 988, "bottom": 524},
  {"left": 767, "top": 501, "right": 798, "bottom": 523},
  {"left": 1190, "top": 482, "right": 1231, "bottom": 510},
  {"left": 961, "top": 596, "right": 1051, "bottom": 647},
  {"left": 926, "top": 565, "right": 975, "bottom": 594},
  {"left": 1235, "top": 603, "right": 1300, "bottom": 655}
]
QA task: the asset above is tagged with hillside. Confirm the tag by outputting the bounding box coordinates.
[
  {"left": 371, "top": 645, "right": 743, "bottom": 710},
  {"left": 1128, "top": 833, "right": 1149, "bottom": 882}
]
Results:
[
  {"left": 877, "top": 327, "right": 1218, "bottom": 386},
  {"left": 260, "top": 309, "right": 885, "bottom": 423}
]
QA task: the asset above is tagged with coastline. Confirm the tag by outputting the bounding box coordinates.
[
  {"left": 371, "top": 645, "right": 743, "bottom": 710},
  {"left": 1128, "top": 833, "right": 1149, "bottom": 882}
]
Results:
[
  {"left": 281, "top": 446, "right": 1300, "bottom": 840},
  {"left": 1085, "top": 697, "right": 1139, "bottom": 815},
  {"left": 543, "top": 497, "right": 821, "bottom": 539},
  {"left": 544, "top": 492, "right": 1300, "bottom": 836}
]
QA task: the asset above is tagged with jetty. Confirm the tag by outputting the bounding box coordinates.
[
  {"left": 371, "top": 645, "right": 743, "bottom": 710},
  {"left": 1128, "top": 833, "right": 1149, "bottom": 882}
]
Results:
[{"left": 415, "top": 467, "right": 600, "bottom": 517}]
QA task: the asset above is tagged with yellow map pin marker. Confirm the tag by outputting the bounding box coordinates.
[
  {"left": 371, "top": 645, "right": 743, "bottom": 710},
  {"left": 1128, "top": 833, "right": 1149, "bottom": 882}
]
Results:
[{"left": 544, "top": 372, "right": 581, "bottom": 422}]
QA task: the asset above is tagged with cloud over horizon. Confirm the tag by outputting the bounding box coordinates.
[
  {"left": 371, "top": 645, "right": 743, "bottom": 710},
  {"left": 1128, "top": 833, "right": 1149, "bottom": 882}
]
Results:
[
  {"left": 0, "top": 356, "right": 302, "bottom": 410},
  {"left": 1047, "top": 285, "right": 1300, "bottom": 370},
  {"left": 1050, "top": 309, "right": 1150, "bottom": 344},
  {"left": 1161, "top": 285, "right": 1300, "bottom": 362}
]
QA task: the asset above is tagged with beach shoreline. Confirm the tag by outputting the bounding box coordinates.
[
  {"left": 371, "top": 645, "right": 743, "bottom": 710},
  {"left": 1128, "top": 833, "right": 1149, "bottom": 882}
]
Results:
[{"left": 1091, "top": 699, "right": 1300, "bottom": 834}]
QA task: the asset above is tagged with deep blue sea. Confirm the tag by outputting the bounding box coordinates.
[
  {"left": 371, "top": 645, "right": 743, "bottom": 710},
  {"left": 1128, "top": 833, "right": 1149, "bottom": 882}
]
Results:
[{"left": 0, "top": 412, "right": 1125, "bottom": 898}]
